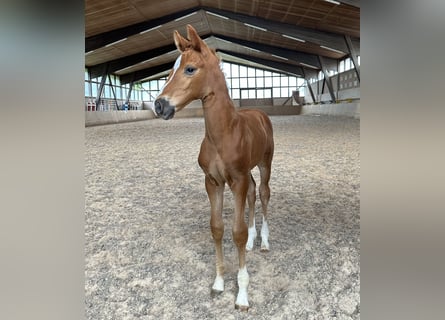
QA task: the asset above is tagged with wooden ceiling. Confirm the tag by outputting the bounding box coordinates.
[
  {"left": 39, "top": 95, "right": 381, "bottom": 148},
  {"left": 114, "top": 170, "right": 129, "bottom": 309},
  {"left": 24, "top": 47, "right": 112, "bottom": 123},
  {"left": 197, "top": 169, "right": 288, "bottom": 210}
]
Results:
[{"left": 85, "top": 0, "right": 360, "bottom": 83}]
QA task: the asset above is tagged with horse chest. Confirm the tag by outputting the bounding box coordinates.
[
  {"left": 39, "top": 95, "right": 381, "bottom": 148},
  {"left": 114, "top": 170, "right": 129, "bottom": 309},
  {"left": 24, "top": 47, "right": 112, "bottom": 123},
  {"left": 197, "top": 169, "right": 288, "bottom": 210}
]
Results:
[
  {"left": 198, "top": 140, "right": 239, "bottom": 185},
  {"left": 199, "top": 150, "right": 227, "bottom": 186}
]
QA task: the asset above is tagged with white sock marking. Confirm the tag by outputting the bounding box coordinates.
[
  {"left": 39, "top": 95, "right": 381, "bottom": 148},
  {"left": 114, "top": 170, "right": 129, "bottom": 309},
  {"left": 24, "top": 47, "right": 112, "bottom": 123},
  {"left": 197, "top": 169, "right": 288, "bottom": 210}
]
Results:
[
  {"left": 235, "top": 266, "right": 249, "bottom": 308},
  {"left": 246, "top": 220, "right": 257, "bottom": 251},
  {"left": 212, "top": 275, "right": 224, "bottom": 292},
  {"left": 261, "top": 218, "right": 270, "bottom": 250}
]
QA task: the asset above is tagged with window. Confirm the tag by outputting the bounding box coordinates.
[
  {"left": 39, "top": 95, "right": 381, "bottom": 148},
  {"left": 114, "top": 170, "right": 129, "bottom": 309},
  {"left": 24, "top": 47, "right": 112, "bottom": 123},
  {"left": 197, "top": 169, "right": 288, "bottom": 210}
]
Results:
[
  {"left": 273, "top": 88, "right": 281, "bottom": 97},
  {"left": 222, "top": 62, "right": 231, "bottom": 77},
  {"left": 129, "top": 62, "right": 306, "bottom": 103},
  {"left": 231, "top": 64, "right": 239, "bottom": 77},
  {"left": 256, "top": 77, "right": 264, "bottom": 88},
  {"left": 281, "top": 77, "right": 288, "bottom": 87},
  {"left": 339, "top": 60, "right": 345, "bottom": 73},
  {"left": 109, "top": 85, "right": 115, "bottom": 98},
  {"left": 91, "top": 83, "right": 97, "bottom": 97},
  {"left": 345, "top": 58, "right": 352, "bottom": 71},
  {"left": 248, "top": 77, "right": 256, "bottom": 88},
  {"left": 239, "top": 66, "right": 247, "bottom": 77},
  {"left": 84, "top": 82, "right": 91, "bottom": 96}
]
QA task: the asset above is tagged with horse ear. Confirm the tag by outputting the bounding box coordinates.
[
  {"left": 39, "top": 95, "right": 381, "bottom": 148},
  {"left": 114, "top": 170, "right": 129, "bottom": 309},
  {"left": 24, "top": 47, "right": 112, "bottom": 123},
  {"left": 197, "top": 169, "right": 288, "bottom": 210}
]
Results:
[
  {"left": 186, "top": 24, "right": 203, "bottom": 52},
  {"left": 174, "top": 30, "right": 188, "bottom": 52}
]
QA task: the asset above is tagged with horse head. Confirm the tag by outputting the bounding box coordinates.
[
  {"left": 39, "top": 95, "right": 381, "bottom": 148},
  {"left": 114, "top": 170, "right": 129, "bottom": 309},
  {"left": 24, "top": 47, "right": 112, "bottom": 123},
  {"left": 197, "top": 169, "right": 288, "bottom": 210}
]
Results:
[{"left": 154, "top": 25, "right": 219, "bottom": 120}]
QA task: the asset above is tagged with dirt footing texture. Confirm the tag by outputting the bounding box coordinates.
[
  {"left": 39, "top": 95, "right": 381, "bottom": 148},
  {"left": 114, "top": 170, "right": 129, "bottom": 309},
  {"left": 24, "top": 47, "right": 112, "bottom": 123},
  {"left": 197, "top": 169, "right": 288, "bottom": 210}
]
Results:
[{"left": 86, "top": 115, "right": 360, "bottom": 319}]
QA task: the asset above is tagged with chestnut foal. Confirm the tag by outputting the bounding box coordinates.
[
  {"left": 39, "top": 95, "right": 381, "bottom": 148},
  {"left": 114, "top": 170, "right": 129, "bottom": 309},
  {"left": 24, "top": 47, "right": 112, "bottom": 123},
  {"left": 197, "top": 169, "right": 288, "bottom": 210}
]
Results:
[{"left": 154, "top": 25, "right": 274, "bottom": 310}]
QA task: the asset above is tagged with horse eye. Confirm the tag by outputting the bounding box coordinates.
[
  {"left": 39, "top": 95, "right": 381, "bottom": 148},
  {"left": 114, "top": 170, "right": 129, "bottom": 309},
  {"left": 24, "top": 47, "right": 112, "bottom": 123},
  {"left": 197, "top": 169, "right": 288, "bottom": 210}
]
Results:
[{"left": 185, "top": 66, "right": 196, "bottom": 75}]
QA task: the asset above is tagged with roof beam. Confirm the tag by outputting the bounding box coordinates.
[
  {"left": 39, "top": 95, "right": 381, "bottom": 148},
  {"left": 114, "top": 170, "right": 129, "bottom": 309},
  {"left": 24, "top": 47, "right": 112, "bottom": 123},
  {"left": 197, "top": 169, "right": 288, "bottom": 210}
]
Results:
[
  {"left": 203, "top": 7, "right": 349, "bottom": 53},
  {"left": 88, "top": 44, "right": 178, "bottom": 78},
  {"left": 87, "top": 6, "right": 356, "bottom": 54},
  {"left": 91, "top": 32, "right": 319, "bottom": 79},
  {"left": 338, "top": 0, "right": 360, "bottom": 8},
  {"left": 85, "top": 7, "right": 200, "bottom": 52},
  {"left": 213, "top": 34, "right": 321, "bottom": 68},
  {"left": 120, "top": 62, "right": 175, "bottom": 84},
  {"left": 217, "top": 50, "right": 304, "bottom": 77},
  {"left": 119, "top": 45, "right": 307, "bottom": 84}
]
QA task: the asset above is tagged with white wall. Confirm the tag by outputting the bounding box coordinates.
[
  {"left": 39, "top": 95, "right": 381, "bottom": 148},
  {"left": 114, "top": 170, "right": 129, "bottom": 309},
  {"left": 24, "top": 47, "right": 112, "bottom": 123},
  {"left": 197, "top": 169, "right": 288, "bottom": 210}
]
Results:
[{"left": 301, "top": 102, "right": 360, "bottom": 119}]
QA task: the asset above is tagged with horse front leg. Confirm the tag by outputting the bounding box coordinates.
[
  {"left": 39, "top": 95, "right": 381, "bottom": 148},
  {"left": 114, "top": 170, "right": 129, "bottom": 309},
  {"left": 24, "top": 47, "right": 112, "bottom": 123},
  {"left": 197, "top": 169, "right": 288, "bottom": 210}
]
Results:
[
  {"left": 205, "top": 176, "right": 225, "bottom": 293},
  {"left": 230, "top": 175, "right": 250, "bottom": 311}
]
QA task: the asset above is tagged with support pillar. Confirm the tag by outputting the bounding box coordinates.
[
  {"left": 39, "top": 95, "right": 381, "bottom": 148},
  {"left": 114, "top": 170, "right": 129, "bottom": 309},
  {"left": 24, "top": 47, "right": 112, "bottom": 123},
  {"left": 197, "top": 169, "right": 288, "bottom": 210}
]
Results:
[
  {"left": 125, "top": 81, "right": 134, "bottom": 105},
  {"left": 344, "top": 35, "right": 360, "bottom": 82},
  {"left": 302, "top": 68, "right": 316, "bottom": 104},
  {"left": 95, "top": 64, "right": 108, "bottom": 109},
  {"left": 107, "top": 74, "right": 119, "bottom": 111},
  {"left": 318, "top": 56, "right": 336, "bottom": 103}
]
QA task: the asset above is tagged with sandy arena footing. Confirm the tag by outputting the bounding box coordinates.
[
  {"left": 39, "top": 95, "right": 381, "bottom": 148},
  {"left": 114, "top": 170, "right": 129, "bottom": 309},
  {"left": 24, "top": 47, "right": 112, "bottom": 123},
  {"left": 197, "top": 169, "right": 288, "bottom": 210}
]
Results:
[{"left": 85, "top": 115, "right": 360, "bottom": 319}]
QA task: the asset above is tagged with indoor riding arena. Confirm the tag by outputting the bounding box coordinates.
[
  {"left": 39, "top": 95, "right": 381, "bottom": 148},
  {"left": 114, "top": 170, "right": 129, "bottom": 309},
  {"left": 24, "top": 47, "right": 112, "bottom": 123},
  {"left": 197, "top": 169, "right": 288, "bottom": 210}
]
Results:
[{"left": 85, "top": 1, "right": 360, "bottom": 319}]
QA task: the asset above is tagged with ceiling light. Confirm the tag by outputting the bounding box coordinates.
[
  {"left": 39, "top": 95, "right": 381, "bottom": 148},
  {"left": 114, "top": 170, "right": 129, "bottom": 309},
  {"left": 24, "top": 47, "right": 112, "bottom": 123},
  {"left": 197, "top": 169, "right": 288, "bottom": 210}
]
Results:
[
  {"left": 139, "top": 57, "right": 157, "bottom": 64},
  {"left": 105, "top": 38, "right": 127, "bottom": 47},
  {"left": 300, "top": 63, "right": 318, "bottom": 69},
  {"left": 115, "top": 65, "right": 134, "bottom": 73},
  {"left": 243, "top": 23, "right": 267, "bottom": 32},
  {"left": 174, "top": 12, "right": 197, "bottom": 22},
  {"left": 282, "top": 34, "right": 306, "bottom": 43},
  {"left": 324, "top": 0, "right": 341, "bottom": 5},
  {"left": 244, "top": 46, "right": 260, "bottom": 53},
  {"left": 206, "top": 11, "right": 229, "bottom": 20},
  {"left": 139, "top": 25, "right": 162, "bottom": 35},
  {"left": 320, "top": 45, "right": 344, "bottom": 54},
  {"left": 271, "top": 54, "right": 289, "bottom": 61}
]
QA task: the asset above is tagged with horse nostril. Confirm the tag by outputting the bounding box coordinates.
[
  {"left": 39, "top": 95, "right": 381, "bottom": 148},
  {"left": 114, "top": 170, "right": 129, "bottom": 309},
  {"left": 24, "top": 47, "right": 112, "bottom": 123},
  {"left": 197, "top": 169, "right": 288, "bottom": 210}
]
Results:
[{"left": 154, "top": 99, "right": 163, "bottom": 115}]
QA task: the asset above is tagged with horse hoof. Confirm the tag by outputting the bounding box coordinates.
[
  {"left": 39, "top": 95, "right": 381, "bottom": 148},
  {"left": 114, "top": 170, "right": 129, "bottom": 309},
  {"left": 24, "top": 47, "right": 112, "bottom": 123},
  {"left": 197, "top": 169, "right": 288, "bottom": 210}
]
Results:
[
  {"left": 260, "top": 240, "right": 270, "bottom": 251},
  {"left": 235, "top": 304, "right": 249, "bottom": 312},
  {"left": 211, "top": 289, "right": 223, "bottom": 297}
]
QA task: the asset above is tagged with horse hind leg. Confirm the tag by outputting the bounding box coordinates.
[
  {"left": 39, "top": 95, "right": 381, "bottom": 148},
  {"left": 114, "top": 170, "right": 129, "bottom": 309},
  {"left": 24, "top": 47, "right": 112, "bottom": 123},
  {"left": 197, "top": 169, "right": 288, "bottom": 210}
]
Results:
[
  {"left": 258, "top": 162, "right": 271, "bottom": 252},
  {"left": 246, "top": 173, "right": 257, "bottom": 251}
]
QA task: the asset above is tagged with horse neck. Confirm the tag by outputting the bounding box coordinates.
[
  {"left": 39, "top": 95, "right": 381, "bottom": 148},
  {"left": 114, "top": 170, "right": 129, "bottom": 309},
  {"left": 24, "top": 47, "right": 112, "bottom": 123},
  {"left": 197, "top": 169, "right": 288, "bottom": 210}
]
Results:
[{"left": 201, "top": 68, "right": 237, "bottom": 144}]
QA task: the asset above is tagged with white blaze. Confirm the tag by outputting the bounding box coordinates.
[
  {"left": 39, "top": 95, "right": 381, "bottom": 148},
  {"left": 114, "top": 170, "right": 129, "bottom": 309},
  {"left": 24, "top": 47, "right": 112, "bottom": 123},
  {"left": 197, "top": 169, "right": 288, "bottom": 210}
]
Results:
[{"left": 158, "top": 55, "right": 182, "bottom": 95}]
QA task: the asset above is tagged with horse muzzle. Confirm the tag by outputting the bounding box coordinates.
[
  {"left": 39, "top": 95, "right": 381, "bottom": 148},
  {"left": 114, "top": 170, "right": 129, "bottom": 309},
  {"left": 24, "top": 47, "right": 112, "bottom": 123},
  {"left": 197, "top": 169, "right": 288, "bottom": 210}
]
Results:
[{"left": 154, "top": 97, "right": 175, "bottom": 120}]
